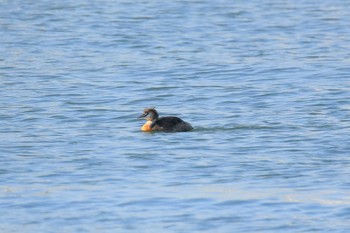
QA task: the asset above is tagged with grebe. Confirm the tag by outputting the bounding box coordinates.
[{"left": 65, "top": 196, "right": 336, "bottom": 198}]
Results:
[{"left": 138, "top": 108, "right": 193, "bottom": 132}]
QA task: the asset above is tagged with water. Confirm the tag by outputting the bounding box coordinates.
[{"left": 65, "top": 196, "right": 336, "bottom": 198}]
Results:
[{"left": 1, "top": 0, "right": 350, "bottom": 232}]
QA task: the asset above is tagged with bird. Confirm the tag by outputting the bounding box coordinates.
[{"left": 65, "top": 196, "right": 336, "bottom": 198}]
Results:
[{"left": 138, "top": 107, "right": 193, "bottom": 132}]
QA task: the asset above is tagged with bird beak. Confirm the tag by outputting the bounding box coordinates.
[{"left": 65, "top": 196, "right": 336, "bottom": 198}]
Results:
[{"left": 138, "top": 113, "right": 147, "bottom": 118}]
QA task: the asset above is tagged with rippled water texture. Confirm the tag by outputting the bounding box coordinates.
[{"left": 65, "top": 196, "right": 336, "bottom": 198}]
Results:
[{"left": 1, "top": 0, "right": 350, "bottom": 232}]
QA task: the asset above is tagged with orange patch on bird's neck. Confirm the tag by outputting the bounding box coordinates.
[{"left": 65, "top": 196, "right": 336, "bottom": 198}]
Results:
[{"left": 141, "top": 121, "right": 152, "bottom": 132}]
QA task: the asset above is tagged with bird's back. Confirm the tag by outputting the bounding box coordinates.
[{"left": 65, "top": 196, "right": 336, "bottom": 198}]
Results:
[{"left": 156, "top": 116, "right": 192, "bottom": 132}]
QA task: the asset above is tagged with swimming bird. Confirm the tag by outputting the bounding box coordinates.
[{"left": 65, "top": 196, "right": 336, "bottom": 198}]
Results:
[{"left": 138, "top": 108, "right": 193, "bottom": 132}]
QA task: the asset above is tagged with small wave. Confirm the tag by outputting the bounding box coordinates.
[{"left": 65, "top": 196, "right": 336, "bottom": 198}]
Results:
[{"left": 193, "top": 124, "right": 279, "bottom": 132}]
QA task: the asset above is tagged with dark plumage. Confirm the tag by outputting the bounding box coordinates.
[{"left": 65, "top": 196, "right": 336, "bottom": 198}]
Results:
[{"left": 152, "top": 116, "right": 185, "bottom": 131}]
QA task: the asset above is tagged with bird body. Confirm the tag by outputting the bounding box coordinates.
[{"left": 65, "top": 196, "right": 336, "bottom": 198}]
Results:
[{"left": 139, "top": 108, "right": 193, "bottom": 132}]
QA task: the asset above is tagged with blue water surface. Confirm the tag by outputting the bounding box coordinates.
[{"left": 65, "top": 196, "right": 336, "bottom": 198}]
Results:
[{"left": 1, "top": 0, "right": 350, "bottom": 232}]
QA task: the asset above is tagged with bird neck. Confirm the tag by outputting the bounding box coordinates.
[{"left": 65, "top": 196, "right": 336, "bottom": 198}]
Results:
[{"left": 146, "top": 112, "right": 158, "bottom": 121}]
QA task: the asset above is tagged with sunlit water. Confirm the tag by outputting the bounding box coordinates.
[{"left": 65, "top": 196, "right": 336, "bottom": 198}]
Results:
[{"left": 1, "top": 0, "right": 350, "bottom": 232}]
